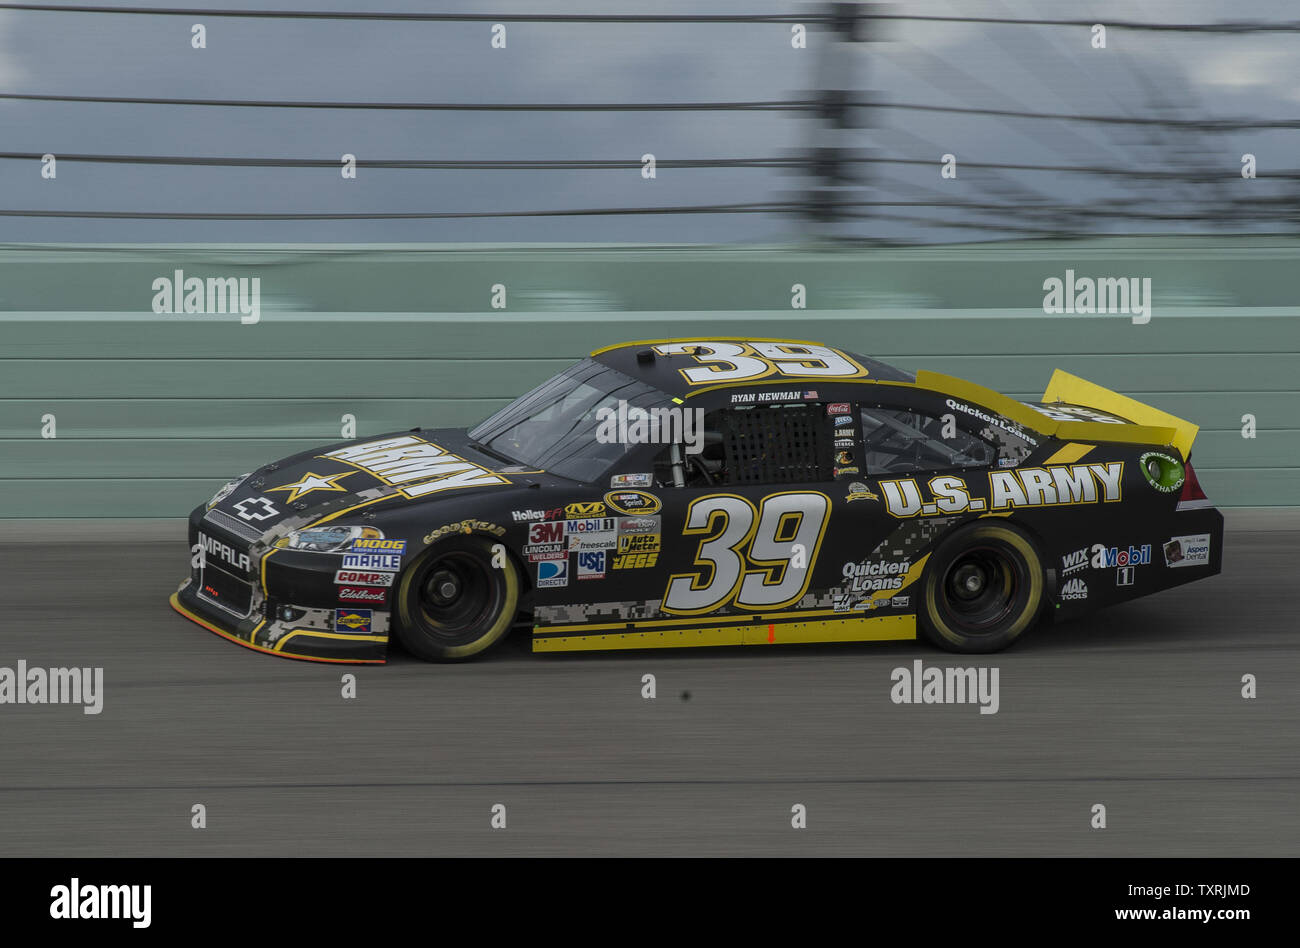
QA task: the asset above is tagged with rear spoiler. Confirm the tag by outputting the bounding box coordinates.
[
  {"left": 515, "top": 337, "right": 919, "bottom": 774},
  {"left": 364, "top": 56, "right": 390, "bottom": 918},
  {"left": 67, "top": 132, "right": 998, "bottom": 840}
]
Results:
[{"left": 1042, "top": 369, "right": 1198, "bottom": 461}]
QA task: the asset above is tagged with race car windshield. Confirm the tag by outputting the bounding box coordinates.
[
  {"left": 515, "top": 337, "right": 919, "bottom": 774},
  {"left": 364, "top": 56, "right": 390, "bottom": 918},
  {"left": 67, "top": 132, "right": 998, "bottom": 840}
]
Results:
[{"left": 469, "top": 359, "right": 669, "bottom": 481}]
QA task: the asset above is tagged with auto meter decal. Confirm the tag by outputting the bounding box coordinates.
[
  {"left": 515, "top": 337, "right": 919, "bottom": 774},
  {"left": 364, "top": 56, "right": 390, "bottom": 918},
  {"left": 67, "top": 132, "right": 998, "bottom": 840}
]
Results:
[{"left": 604, "top": 490, "right": 662, "bottom": 515}]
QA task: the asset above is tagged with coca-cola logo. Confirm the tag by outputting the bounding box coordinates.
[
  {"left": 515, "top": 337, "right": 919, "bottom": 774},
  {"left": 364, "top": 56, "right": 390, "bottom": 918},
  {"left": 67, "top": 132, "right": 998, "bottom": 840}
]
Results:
[{"left": 338, "top": 587, "right": 387, "bottom": 602}]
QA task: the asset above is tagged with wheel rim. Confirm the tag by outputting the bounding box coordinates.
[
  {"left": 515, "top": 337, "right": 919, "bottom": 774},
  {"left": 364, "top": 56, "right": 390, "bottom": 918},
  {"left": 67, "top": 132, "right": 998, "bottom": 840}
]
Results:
[
  {"left": 939, "top": 544, "right": 1021, "bottom": 636},
  {"left": 415, "top": 551, "right": 497, "bottom": 639}
]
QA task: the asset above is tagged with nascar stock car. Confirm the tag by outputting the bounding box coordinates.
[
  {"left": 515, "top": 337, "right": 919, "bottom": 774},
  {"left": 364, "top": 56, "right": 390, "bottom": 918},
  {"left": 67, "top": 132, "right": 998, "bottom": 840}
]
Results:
[{"left": 171, "top": 338, "right": 1222, "bottom": 663}]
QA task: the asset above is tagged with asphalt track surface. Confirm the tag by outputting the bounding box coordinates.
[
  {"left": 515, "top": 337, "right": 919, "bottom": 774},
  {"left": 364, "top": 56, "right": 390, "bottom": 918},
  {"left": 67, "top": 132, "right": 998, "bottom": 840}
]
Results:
[{"left": 0, "top": 527, "right": 1296, "bottom": 857}]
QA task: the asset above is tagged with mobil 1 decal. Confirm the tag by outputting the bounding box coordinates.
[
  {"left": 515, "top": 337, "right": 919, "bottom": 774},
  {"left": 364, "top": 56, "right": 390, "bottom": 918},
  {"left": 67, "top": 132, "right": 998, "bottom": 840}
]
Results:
[{"left": 880, "top": 462, "right": 1123, "bottom": 518}]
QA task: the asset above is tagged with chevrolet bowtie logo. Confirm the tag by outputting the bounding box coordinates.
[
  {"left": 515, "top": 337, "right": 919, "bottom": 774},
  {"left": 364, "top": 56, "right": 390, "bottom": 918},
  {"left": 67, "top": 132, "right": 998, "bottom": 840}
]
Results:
[{"left": 233, "top": 496, "right": 279, "bottom": 521}]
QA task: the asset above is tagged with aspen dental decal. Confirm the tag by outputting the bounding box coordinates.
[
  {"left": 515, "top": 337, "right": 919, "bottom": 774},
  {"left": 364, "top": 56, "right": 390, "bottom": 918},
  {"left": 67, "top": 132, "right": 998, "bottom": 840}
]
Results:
[
  {"left": 322, "top": 436, "right": 510, "bottom": 498},
  {"left": 880, "top": 462, "right": 1123, "bottom": 518}
]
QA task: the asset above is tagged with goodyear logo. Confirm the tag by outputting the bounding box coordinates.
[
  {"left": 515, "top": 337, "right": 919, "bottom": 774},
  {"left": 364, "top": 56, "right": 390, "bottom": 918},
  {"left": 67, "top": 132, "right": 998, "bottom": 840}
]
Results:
[
  {"left": 334, "top": 608, "right": 373, "bottom": 633},
  {"left": 565, "top": 501, "right": 606, "bottom": 518}
]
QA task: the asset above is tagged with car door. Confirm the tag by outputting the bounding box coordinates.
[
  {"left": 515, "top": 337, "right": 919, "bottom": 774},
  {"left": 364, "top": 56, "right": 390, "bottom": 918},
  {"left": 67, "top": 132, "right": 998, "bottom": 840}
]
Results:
[{"left": 644, "top": 399, "right": 845, "bottom": 620}]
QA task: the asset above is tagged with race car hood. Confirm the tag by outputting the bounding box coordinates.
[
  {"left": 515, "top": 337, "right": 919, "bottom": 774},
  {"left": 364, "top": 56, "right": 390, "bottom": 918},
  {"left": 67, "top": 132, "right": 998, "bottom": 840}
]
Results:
[{"left": 204, "top": 428, "right": 543, "bottom": 531}]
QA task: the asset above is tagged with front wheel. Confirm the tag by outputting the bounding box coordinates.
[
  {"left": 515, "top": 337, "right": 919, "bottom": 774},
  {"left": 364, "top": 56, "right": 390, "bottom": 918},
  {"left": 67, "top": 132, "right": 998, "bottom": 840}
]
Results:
[
  {"left": 918, "top": 521, "right": 1045, "bottom": 653},
  {"left": 393, "top": 536, "right": 520, "bottom": 662}
]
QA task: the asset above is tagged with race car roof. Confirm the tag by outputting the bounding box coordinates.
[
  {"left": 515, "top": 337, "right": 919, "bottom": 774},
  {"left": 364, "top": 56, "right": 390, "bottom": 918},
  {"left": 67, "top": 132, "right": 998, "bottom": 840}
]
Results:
[{"left": 589, "top": 338, "right": 914, "bottom": 398}]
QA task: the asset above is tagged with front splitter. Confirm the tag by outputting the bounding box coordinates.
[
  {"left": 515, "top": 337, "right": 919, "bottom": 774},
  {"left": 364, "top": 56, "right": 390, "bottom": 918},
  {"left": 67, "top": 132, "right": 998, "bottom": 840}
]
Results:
[{"left": 169, "top": 590, "right": 387, "bottom": 664}]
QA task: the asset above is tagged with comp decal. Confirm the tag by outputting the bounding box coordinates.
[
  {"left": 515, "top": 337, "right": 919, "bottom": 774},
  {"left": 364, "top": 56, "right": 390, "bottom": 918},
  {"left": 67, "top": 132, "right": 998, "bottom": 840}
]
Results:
[{"left": 322, "top": 435, "right": 510, "bottom": 498}]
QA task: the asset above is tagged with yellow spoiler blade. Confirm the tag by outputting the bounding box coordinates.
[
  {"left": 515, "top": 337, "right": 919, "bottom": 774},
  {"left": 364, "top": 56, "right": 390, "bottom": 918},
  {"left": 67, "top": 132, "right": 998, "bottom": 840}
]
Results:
[{"left": 1042, "top": 370, "right": 1199, "bottom": 461}]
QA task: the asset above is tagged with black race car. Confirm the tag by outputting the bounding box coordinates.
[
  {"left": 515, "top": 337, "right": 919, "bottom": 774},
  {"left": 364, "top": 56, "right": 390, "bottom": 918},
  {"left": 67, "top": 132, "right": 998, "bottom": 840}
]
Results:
[{"left": 171, "top": 338, "right": 1222, "bottom": 662}]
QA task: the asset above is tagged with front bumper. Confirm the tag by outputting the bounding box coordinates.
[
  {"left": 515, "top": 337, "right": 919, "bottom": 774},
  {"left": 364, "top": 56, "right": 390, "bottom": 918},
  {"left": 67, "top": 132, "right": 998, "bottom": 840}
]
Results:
[
  {"left": 174, "top": 508, "right": 392, "bottom": 663},
  {"left": 171, "top": 583, "right": 388, "bottom": 663}
]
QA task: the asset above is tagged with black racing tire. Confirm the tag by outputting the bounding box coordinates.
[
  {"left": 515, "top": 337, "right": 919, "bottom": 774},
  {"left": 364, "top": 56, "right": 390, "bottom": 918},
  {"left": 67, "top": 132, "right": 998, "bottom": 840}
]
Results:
[
  {"left": 393, "top": 535, "right": 520, "bottom": 662},
  {"left": 918, "top": 520, "right": 1045, "bottom": 654}
]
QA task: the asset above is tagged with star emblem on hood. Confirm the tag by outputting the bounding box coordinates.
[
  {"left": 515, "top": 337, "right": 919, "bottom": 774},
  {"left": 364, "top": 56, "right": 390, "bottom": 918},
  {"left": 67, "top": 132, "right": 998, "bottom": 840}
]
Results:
[{"left": 266, "top": 471, "right": 357, "bottom": 503}]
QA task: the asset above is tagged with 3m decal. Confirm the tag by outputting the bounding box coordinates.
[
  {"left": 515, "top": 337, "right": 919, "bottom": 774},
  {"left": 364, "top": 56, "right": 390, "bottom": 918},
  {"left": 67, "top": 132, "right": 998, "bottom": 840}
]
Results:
[
  {"left": 527, "top": 521, "right": 566, "bottom": 545},
  {"left": 662, "top": 491, "right": 830, "bottom": 614},
  {"left": 653, "top": 341, "right": 868, "bottom": 386},
  {"left": 322, "top": 435, "right": 509, "bottom": 498}
]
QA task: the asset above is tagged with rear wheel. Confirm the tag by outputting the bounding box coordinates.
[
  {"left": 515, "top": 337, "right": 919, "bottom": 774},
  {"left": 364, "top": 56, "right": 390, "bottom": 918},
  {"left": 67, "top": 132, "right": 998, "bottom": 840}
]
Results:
[
  {"left": 918, "top": 521, "right": 1044, "bottom": 653},
  {"left": 394, "top": 536, "right": 520, "bottom": 662}
]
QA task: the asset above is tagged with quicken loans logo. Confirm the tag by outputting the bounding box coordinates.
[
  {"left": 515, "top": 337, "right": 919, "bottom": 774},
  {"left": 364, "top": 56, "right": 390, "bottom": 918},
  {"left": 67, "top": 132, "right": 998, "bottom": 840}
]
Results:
[
  {"left": 1042, "top": 269, "right": 1151, "bottom": 325},
  {"left": 0, "top": 661, "right": 103, "bottom": 714},
  {"left": 891, "top": 660, "right": 999, "bottom": 714},
  {"left": 151, "top": 270, "right": 260, "bottom": 324},
  {"left": 50, "top": 879, "right": 150, "bottom": 929}
]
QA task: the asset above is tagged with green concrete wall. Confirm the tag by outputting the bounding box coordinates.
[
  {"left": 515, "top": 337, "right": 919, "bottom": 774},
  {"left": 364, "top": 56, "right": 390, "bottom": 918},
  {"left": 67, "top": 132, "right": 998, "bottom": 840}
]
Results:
[{"left": 2, "top": 238, "right": 1296, "bottom": 516}]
